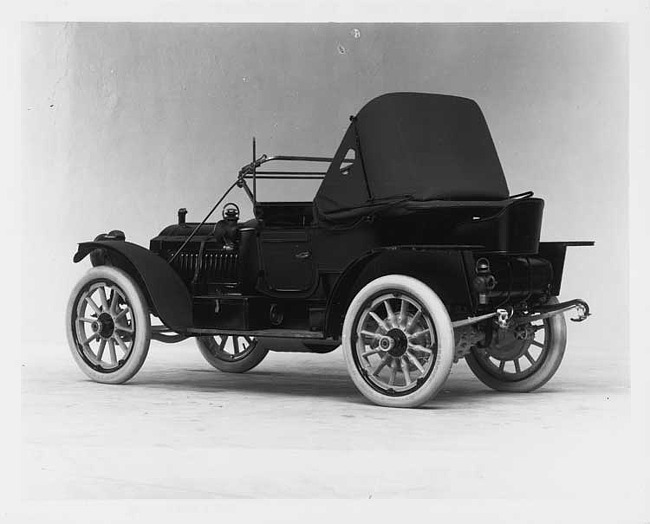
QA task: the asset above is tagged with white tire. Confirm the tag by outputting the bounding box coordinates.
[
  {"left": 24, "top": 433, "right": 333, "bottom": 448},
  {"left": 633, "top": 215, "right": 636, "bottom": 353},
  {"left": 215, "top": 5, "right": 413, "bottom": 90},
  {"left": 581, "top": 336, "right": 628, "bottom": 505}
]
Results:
[
  {"left": 66, "top": 266, "right": 151, "bottom": 384},
  {"left": 342, "top": 275, "right": 455, "bottom": 408}
]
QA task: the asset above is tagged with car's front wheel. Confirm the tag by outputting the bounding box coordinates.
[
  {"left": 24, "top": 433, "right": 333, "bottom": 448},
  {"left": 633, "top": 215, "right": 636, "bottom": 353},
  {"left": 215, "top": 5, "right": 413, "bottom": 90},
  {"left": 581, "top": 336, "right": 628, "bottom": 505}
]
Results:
[
  {"left": 196, "top": 335, "right": 269, "bottom": 373},
  {"left": 65, "top": 266, "right": 151, "bottom": 384},
  {"left": 342, "top": 275, "right": 455, "bottom": 408}
]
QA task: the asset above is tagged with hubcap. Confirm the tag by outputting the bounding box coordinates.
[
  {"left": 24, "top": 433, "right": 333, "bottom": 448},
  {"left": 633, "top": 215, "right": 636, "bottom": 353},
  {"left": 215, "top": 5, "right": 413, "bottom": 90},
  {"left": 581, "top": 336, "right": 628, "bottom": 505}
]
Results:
[
  {"left": 385, "top": 328, "right": 408, "bottom": 358},
  {"left": 353, "top": 292, "right": 438, "bottom": 395},
  {"left": 95, "top": 312, "right": 115, "bottom": 339}
]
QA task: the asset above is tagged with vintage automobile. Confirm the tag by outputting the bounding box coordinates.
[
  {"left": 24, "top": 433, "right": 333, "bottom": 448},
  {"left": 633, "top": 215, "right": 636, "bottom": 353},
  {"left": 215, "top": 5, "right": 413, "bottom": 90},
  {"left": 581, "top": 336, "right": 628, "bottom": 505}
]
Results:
[{"left": 66, "top": 92, "right": 592, "bottom": 408}]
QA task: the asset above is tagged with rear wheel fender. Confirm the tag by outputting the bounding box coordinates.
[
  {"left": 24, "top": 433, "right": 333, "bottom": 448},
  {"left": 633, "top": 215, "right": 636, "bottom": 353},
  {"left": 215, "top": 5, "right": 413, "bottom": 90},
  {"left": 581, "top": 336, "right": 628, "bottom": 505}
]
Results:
[{"left": 325, "top": 248, "right": 472, "bottom": 337}]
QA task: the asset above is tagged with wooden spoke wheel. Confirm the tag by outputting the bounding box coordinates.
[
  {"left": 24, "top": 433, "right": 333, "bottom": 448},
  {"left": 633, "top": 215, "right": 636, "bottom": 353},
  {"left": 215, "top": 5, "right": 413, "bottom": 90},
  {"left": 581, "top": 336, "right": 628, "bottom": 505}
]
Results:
[
  {"left": 196, "top": 335, "right": 269, "bottom": 373},
  {"left": 342, "top": 275, "right": 455, "bottom": 408},
  {"left": 66, "top": 266, "right": 151, "bottom": 384}
]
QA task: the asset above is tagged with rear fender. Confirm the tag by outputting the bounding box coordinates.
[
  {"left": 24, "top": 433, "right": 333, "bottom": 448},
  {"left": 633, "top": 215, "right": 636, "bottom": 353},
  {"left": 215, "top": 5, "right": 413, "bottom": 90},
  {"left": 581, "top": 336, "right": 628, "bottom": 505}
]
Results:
[
  {"left": 324, "top": 246, "right": 475, "bottom": 337},
  {"left": 73, "top": 240, "right": 193, "bottom": 331}
]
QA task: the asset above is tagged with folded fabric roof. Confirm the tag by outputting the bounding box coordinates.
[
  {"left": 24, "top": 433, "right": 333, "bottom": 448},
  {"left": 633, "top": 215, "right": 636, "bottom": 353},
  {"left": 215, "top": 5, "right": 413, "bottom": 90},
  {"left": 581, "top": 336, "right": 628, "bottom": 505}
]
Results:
[{"left": 313, "top": 92, "right": 509, "bottom": 224}]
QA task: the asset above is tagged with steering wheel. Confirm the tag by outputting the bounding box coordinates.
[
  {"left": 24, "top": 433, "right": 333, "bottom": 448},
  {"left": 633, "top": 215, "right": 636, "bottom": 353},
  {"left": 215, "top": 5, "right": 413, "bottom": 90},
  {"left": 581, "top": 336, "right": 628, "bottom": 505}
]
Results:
[{"left": 222, "top": 202, "right": 240, "bottom": 221}]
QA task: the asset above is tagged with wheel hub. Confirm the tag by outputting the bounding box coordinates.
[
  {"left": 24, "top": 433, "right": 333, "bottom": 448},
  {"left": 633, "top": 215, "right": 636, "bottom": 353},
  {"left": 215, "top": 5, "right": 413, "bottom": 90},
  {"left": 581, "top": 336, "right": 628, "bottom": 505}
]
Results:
[
  {"left": 384, "top": 328, "right": 408, "bottom": 358},
  {"left": 93, "top": 312, "right": 115, "bottom": 339},
  {"left": 487, "top": 328, "right": 531, "bottom": 360}
]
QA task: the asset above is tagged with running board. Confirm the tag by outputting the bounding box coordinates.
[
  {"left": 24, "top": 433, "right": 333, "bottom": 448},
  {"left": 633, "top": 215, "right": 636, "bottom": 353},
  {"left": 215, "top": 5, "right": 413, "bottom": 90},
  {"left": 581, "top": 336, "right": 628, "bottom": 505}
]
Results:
[{"left": 184, "top": 328, "right": 326, "bottom": 339}]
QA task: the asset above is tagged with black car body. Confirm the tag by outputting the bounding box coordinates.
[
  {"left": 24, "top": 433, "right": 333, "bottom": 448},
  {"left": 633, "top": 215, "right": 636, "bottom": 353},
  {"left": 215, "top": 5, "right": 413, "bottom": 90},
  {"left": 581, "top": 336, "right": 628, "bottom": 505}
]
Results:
[{"left": 67, "top": 92, "right": 592, "bottom": 407}]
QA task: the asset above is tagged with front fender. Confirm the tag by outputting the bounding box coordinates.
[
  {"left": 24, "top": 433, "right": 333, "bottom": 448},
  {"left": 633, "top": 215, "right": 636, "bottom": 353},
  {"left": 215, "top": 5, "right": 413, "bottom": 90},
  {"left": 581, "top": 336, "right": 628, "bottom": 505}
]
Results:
[{"left": 73, "top": 240, "right": 193, "bottom": 332}]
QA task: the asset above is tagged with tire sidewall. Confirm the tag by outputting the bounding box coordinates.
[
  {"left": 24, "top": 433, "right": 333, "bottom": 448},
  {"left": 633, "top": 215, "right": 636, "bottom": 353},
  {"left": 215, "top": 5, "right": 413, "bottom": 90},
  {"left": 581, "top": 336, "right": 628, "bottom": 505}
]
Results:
[
  {"left": 342, "top": 274, "right": 455, "bottom": 408},
  {"left": 66, "top": 266, "right": 151, "bottom": 384}
]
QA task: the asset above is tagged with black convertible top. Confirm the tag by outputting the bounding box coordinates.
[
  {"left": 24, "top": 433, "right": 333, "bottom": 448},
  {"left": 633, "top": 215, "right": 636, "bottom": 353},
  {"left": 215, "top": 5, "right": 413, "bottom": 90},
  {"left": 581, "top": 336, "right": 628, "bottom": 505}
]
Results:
[{"left": 313, "top": 92, "right": 510, "bottom": 224}]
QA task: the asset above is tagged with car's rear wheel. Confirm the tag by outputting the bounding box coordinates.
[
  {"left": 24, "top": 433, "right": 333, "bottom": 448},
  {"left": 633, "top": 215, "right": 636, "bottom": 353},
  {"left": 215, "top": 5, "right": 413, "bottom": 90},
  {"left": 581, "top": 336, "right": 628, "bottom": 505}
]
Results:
[
  {"left": 342, "top": 275, "right": 455, "bottom": 408},
  {"left": 196, "top": 335, "right": 269, "bottom": 373},
  {"left": 465, "top": 297, "right": 567, "bottom": 392},
  {"left": 66, "top": 266, "right": 151, "bottom": 384}
]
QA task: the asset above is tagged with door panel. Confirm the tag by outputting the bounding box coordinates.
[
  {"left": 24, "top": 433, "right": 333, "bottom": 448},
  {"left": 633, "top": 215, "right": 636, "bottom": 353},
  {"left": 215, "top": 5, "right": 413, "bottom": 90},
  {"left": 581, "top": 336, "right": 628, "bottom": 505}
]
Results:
[{"left": 259, "top": 229, "right": 316, "bottom": 292}]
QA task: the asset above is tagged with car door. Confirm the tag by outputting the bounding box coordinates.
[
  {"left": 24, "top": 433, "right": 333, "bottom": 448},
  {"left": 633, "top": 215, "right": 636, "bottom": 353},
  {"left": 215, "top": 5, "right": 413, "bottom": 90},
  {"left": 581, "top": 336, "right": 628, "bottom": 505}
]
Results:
[{"left": 258, "top": 228, "right": 317, "bottom": 294}]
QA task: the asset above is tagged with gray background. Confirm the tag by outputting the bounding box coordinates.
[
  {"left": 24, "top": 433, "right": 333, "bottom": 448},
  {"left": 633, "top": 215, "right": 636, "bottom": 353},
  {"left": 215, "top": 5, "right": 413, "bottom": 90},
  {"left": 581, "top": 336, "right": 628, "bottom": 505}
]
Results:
[{"left": 22, "top": 23, "right": 628, "bottom": 371}]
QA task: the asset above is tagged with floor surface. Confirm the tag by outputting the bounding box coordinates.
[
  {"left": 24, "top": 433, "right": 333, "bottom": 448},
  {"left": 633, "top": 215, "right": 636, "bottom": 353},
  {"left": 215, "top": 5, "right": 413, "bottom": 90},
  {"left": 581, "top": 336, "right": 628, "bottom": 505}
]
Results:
[{"left": 22, "top": 339, "right": 636, "bottom": 500}]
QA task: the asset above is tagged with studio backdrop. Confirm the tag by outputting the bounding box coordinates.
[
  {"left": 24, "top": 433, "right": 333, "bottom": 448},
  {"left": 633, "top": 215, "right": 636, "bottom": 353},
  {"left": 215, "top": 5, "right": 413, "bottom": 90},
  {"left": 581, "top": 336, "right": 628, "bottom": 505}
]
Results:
[{"left": 21, "top": 22, "right": 628, "bottom": 371}]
